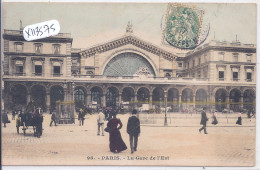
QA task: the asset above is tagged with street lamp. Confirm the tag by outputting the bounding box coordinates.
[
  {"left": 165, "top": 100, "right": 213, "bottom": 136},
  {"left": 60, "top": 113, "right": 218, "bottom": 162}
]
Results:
[
  {"left": 72, "top": 81, "right": 76, "bottom": 122},
  {"left": 164, "top": 91, "right": 168, "bottom": 126}
]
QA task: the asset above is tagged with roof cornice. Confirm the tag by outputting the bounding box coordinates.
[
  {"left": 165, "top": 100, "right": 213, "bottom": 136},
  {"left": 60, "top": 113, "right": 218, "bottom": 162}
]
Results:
[{"left": 79, "top": 35, "right": 177, "bottom": 61}]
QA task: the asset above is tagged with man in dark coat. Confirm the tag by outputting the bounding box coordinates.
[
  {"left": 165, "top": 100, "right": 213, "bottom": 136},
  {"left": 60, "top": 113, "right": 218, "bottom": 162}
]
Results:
[
  {"left": 12, "top": 110, "right": 16, "bottom": 120},
  {"left": 50, "top": 110, "right": 57, "bottom": 126},
  {"left": 127, "top": 109, "right": 141, "bottom": 154},
  {"left": 78, "top": 109, "right": 85, "bottom": 126},
  {"left": 199, "top": 107, "right": 208, "bottom": 134},
  {"left": 34, "top": 108, "right": 43, "bottom": 138},
  {"left": 2, "top": 111, "right": 9, "bottom": 128}
]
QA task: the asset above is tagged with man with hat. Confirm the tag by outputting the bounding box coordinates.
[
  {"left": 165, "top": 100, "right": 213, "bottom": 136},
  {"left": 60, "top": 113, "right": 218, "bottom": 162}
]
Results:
[
  {"left": 127, "top": 109, "right": 140, "bottom": 154},
  {"left": 199, "top": 107, "right": 208, "bottom": 134},
  {"left": 2, "top": 110, "right": 9, "bottom": 128}
]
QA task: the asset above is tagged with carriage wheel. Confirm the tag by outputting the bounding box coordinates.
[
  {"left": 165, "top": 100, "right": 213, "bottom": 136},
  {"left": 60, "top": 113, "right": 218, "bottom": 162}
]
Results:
[{"left": 16, "top": 127, "right": 19, "bottom": 134}]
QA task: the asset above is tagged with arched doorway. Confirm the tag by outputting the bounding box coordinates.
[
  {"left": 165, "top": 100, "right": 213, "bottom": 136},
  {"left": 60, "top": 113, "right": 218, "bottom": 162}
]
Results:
[
  {"left": 230, "top": 89, "right": 241, "bottom": 112},
  {"left": 243, "top": 89, "right": 255, "bottom": 111},
  {"left": 215, "top": 89, "right": 227, "bottom": 112},
  {"left": 181, "top": 88, "right": 193, "bottom": 111},
  {"left": 106, "top": 87, "right": 119, "bottom": 107},
  {"left": 50, "top": 85, "right": 64, "bottom": 111},
  {"left": 11, "top": 84, "right": 27, "bottom": 110},
  {"left": 152, "top": 87, "right": 164, "bottom": 108},
  {"left": 168, "top": 88, "right": 179, "bottom": 112},
  {"left": 74, "top": 87, "right": 86, "bottom": 111},
  {"left": 195, "top": 89, "right": 207, "bottom": 109},
  {"left": 137, "top": 87, "right": 150, "bottom": 107},
  {"left": 122, "top": 87, "right": 134, "bottom": 103},
  {"left": 90, "top": 86, "right": 103, "bottom": 106},
  {"left": 121, "top": 87, "right": 135, "bottom": 112},
  {"left": 31, "top": 85, "right": 46, "bottom": 111}
]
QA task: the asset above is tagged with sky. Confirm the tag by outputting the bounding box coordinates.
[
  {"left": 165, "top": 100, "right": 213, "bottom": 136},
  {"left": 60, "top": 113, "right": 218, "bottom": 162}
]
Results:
[{"left": 2, "top": 3, "right": 257, "bottom": 52}]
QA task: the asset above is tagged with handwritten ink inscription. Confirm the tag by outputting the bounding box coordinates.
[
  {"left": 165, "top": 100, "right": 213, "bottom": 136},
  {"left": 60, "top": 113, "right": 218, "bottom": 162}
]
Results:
[{"left": 23, "top": 20, "right": 60, "bottom": 41}]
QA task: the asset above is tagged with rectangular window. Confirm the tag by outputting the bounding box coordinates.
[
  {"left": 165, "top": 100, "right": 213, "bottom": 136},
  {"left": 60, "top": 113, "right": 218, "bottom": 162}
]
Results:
[
  {"left": 204, "top": 70, "right": 207, "bottom": 78},
  {"left": 197, "top": 71, "right": 201, "bottom": 78},
  {"left": 198, "top": 58, "right": 201, "bottom": 65},
  {"left": 54, "top": 66, "right": 60, "bottom": 74},
  {"left": 178, "top": 62, "right": 182, "bottom": 67},
  {"left": 233, "top": 72, "right": 238, "bottom": 81},
  {"left": 219, "top": 71, "right": 224, "bottom": 80},
  {"left": 15, "top": 43, "right": 23, "bottom": 52},
  {"left": 219, "top": 52, "right": 224, "bottom": 61},
  {"left": 35, "top": 65, "right": 42, "bottom": 75},
  {"left": 53, "top": 44, "right": 60, "bottom": 54},
  {"left": 247, "top": 72, "right": 252, "bottom": 81},
  {"left": 233, "top": 55, "right": 238, "bottom": 62},
  {"left": 35, "top": 44, "right": 42, "bottom": 53},
  {"left": 16, "top": 65, "right": 24, "bottom": 75},
  {"left": 192, "top": 60, "right": 195, "bottom": 67},
  {"left": 247, "top": 55, "right": 252, "bottom": 62}
]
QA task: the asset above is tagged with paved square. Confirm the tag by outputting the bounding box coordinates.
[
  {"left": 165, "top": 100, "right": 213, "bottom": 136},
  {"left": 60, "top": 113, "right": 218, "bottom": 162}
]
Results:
[{"left": 1, "top": 113, "right": 255, "bottom": 166}]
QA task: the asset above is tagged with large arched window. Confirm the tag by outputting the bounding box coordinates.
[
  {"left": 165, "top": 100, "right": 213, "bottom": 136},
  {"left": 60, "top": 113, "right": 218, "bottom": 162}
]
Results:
[
  {"left": 50, "top": 85, "right": 64, "bottom": 111},
  {"left": 11, "top": 84, "right": 27, "bottom": 109},
  {"left": 168, "top": 88, "right": 179, "bottom": 112},
  {"left": 230, "top": 89, "right": 241, "bottom": 112},
  {"left": 106, "top": 87, "right": 119, "bottom": 107},
  {"left": 103, "top": 52, "right": 155, "bottom": 77},
  {"left": 195, "top": 89, "right": 207, "bottom": 109},
  {"left": 215, "top": 88, "right": 227, "bottom": 112},
  {"left": 74, "top": 88, "right": 85, "bottom": 109},
  {"left": 91, "top": 87, "right": 103, "bottom": 105},
  {"left": 31, "top": 85, "right": 46, "bottom": 111}
]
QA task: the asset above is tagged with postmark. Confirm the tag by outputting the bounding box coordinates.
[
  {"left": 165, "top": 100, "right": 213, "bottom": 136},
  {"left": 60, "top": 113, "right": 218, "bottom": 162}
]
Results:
[{"left": 162, "top": 4, "right": 210, "bottom": 50}]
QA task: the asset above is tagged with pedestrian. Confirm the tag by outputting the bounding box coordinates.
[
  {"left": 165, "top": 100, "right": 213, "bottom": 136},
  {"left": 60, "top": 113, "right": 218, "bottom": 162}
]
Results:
[
  {"left": 212, "top": 110, "right": 218, "bottom": 125},
  {"left": 50, "top": 110, "right": 57, "bottom": 126},
  {"left": 247, "top": 109, "right": 251, "bottom": 118},
  {"left": 81, "top": 110, "right": 85, "bottom": 126},
  {"left": 78, "top": 109, "right": 82, "bottom": 126},
  {"left": 104, "top": 108, "right": 109, "bottom": 120},
  {"left": 78, "top": 109, "right": 85, "bottom": 126},
  {"left": 12, "top": 110, "right": 16, "bottom": 120},
  {"left": 127, "top": 109, "right": 140, "bottom": 154},
  {"left": 236, "top": 111, "right": 242, "bottom": 125},
  {"left": 199, "top": 107, "right": 208, "bottom": 134},
  {"left": 34, "top": 108, "right": 43, "bottom": 138},
  {"left": 97, "top": 108, "right": 106, "bottom": 136},
  {"left": 2, "top": 111, "right": 9, "bottom": 128},
  {"left": 107, "top": 114, "right": 127, "bottom": 153}
]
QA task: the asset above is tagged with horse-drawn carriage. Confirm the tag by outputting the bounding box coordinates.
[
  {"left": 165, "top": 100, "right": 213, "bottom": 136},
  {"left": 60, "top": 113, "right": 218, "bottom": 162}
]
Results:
[{"left": 16, "top": 101, "right": 43, "bottom": 137}]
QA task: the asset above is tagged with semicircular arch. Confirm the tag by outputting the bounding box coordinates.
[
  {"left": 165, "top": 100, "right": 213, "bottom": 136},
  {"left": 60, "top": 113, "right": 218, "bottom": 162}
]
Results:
[{"left": 101, "top": 49, "right": 159, "bottom": 77}]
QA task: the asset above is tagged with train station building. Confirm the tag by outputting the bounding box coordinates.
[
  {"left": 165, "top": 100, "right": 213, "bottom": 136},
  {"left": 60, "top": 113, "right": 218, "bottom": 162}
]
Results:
[{"left": 2, "top": 24, "right": 256, "bottom": 114}]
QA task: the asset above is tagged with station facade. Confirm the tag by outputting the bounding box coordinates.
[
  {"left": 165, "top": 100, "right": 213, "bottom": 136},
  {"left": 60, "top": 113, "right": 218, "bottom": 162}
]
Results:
[{"left": 2, "top": 26, "right": 256, "bottom": 113}]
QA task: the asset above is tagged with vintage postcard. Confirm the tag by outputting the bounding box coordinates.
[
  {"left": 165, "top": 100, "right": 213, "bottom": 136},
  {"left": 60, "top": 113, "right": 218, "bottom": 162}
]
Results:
[{"left": 1, "top": 2, "right": 257, "bottom": 167}]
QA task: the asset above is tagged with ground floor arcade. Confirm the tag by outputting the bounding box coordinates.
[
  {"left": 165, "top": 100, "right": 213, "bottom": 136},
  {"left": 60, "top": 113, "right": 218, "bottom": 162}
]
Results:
[{"left": 3, "top": 80, "right": 255, "bottom": 114}]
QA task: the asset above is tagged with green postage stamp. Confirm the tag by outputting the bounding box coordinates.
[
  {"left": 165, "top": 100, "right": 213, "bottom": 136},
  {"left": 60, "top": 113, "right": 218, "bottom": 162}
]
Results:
[{"left": 163, "top": 4, "right": 210, "bottom": 49}]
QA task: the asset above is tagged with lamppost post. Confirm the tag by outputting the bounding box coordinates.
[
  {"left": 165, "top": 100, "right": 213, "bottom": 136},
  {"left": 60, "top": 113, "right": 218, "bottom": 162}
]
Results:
[
  {"left": 72, "top": 81, "right": 75, "bottom": 120},
  {"left": 164, "top": 91, "right": 168, "bottom": 126}
]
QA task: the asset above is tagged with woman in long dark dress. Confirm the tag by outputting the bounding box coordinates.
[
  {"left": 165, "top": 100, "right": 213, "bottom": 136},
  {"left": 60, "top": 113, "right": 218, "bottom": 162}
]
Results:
[
  {"left": 236, "top": 112, "right": 242, "bottom": 125},
  {"left": 107, "top": 114, "right": 127, "bottom": 153}
]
